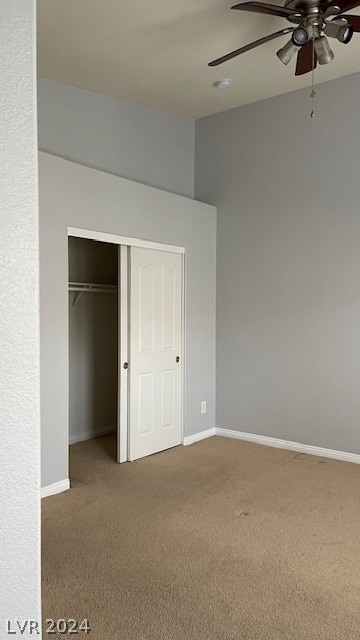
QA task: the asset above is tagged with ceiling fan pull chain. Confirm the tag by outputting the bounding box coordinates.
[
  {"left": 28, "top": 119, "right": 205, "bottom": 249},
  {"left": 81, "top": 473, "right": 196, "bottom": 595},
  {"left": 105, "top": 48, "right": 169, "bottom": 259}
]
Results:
[
  {"left": 310, "top": 39, "right": 316, "bottom": 118},
  {"left": 310, "top": 88, "right": 316, "bottom": 118}
]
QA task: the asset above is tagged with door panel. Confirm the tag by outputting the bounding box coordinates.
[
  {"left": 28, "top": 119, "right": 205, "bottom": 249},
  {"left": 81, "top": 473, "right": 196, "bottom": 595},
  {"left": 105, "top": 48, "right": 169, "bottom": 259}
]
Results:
[
  {"left": 138, "top": 372, "right": 154, "bottom": 435},
  {"left": 160, "top": 369, "right": 175, "bottom": 430},
  {"left": 130, "top": 247, "right": 182, "bottom": 461},
  {"left": 161, "top": 262, "right": 176, "bottom": 351},
  {"left": 138, "top": 260, "right": 155, "bottom": 353}
]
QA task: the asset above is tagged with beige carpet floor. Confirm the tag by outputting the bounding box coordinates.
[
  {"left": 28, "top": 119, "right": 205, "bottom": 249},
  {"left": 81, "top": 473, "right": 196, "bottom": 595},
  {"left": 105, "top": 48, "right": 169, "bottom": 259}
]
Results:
[{"left": 42, "top": 435, "right": 360, "bottom": 639}]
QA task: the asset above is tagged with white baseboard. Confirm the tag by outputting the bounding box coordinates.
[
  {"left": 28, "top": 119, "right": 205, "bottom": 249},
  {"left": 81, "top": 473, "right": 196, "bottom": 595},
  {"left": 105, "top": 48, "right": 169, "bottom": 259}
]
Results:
[
  {"left": 183, "top": 426, "right": 360, "bottom": 465},
  {"left": 41, "top": 478, "right": 70, "bottom": 499},
  {"left": 69, "top": 425, "right": 116, "bottom": 445},
  {"left": 183, "top": 428, "right": 216, "bottom": 446},
  {"left": 216, "top": 428, "right": 360, "bottom": 465},
  {"left": 42, "top": 430, "right": 360, "bottom": 500}
]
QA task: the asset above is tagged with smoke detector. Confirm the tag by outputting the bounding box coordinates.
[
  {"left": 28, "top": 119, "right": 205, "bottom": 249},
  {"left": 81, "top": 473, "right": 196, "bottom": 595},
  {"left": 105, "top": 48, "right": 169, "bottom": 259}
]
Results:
[{"left": 213, "top": 78, "right": 233, "bottom": 89}]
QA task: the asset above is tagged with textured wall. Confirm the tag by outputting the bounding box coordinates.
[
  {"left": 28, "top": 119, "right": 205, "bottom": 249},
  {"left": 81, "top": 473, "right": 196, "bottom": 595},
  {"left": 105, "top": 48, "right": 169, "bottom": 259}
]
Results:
[
  {"left": 196, "top": 72, "right": 360, "bottom": 454},
  {"left": 37, "top": 78, "right": 195, "bottom": 198},
  {"left": 0, "top": 0, "right": 41, "bottom": 633},
  {"left": 39, "top": 152, "right": 216, "bottom": 489}
]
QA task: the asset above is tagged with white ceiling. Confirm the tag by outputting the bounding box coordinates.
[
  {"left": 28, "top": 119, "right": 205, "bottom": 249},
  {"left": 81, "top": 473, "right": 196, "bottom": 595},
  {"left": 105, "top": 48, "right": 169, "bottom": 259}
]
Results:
[{"left": 37, "top": 0, "right": 360, "bottom": 119}]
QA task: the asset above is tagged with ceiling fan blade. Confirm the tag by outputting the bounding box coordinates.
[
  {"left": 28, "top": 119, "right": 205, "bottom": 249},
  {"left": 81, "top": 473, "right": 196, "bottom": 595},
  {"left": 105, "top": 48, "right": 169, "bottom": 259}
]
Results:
[
  {"left": 326, "top": 0, "right": 360, "bottom": 12},
  {"left": 232, "top": 2, "right": 302, "bottom": 18},
  {"left": 335, "top": 13, "right": 360, "bottom": 29},
  {"left": 209, "top": 27, "right": 294, "bottom": 66},
  {"left": 295, "top": 40, "right": 317, "bottom": 75}
]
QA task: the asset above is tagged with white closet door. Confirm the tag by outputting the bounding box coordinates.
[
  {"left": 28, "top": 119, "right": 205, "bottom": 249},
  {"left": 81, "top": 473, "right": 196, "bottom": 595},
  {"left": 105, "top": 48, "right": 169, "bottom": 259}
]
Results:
[{"left": 129, "top": 247, "right": 183, "bottom": 461}]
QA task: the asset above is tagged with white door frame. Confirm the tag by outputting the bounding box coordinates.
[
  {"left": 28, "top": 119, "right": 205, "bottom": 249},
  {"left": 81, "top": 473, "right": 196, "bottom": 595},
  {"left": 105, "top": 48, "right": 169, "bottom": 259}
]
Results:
[
  {"left": 68, "top": 227, "right": 185, "bottom": 255},
  {"left": 118, "top": 245, "right": 129, "bottom": 463},
  {"left": 67, "top": 227, "right": 185, "bottom": 463}
]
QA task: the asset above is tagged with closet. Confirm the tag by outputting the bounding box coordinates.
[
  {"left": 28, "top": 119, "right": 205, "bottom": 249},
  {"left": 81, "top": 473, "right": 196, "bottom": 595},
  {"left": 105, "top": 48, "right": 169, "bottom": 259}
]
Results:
[
  {"left": 68, "top": 237, "right": 118, "bottom": 460},
  {"left": 67, "top": 231, "right": 184, "bottom": 475}
]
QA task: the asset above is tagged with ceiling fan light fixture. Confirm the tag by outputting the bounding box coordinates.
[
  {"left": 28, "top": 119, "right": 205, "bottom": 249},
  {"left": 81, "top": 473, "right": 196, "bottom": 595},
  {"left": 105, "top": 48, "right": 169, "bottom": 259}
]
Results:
[
  {"left": 292, "top": 26, "right": 309, "bottom": 46},
  {"left": 324, "top": 20, "right": 353, "bottom": 43},
  {"left": 314, "top": 36, "right": 334, "bottom": 64},
  {"left": 276, "top": 39, "right": 299, "bottom": 64}
]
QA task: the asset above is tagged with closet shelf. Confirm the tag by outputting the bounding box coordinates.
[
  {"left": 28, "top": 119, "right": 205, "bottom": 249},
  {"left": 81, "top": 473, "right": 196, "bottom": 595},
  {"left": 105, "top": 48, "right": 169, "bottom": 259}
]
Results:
[{"left": 69, "top": 282, "right": 118, "bottom": 308}]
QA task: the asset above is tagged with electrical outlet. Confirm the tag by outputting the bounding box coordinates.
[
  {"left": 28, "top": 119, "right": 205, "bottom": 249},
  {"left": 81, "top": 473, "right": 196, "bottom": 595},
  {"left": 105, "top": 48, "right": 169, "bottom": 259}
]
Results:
[{"left": 201, "top": 401, "right": 207, "bottom": 414}]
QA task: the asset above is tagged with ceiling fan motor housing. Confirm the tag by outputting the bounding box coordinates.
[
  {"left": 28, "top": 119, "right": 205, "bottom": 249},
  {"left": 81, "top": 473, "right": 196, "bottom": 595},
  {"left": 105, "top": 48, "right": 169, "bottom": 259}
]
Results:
[{"left": 285, "top": 0, "right": 331, "bottom": 11}]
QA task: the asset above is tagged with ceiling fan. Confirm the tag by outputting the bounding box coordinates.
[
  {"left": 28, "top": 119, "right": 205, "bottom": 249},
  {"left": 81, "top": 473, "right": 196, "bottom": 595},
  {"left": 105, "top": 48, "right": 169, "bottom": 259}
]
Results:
[{"left": 209, "top": 0, "right": 360, "bottom": 75}]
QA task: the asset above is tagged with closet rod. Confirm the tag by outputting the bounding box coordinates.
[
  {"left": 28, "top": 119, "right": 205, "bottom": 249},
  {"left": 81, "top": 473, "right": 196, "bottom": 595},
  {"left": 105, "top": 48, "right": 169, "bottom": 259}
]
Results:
[
  {"left": 69, "top": 282, "right": 118, "bottom": 293},
  {"left": 69, "top": 282, "right": 118, "bottom": 309}
]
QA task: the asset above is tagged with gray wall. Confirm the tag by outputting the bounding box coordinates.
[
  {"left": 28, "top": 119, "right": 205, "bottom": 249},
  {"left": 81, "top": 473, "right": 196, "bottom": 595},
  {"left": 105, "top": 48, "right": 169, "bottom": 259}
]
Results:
[
  {"left": 40, "top": 152, "right": 216, "bottom": 489},
  {"left": 37, "top": 78, "right": 195, "bottom": 198},
  {"left": 0, "top": 0, "right": 41, "bottom": 630},
  {"left": 69, "top": 238, "right": 118, "bottom": 443},
  {"left": 196, "top": 72, "right": 360, "bottom": 455}
]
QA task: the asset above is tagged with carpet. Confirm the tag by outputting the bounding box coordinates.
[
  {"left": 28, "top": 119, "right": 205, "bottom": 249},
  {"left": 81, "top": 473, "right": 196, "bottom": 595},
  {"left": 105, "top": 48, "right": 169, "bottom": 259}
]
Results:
[{"left": 42, "top": 434, "right": 360, "bottom": 639}]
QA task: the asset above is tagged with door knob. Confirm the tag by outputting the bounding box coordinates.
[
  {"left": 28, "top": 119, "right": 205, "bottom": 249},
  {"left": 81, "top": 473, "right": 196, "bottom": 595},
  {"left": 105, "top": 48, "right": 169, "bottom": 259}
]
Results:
[
  {"left": 176, "top": 356, "right": 180, "bottom": 363},
  {"left": 123, "top": 362, "right": 129, "bottom": 369}
]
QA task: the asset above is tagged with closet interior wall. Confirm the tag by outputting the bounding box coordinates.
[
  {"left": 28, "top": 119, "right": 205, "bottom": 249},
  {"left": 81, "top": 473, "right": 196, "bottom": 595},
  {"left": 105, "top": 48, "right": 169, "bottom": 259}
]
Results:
[{"left": 68, "top": 237, "right": 118, "bottom": 446}]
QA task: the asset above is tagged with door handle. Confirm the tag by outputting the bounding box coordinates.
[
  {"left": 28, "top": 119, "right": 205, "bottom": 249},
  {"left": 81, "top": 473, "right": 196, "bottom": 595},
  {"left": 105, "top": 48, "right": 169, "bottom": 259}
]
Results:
[
  {"left": 123, "top": 362, "right": 129, "bottom": 369},
  {"left": 176, "top": 356, "right": 180, "bottom": 363}
]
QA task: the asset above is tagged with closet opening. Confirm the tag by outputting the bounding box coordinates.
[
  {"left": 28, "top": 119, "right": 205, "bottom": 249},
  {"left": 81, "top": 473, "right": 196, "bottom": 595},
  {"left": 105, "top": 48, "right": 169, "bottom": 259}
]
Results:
[
  {"left": 68, "top": 236, "right": 119, "bottom": 472},
  {"left": 67, "top": 227, "right": 185, "bottom": 483}
]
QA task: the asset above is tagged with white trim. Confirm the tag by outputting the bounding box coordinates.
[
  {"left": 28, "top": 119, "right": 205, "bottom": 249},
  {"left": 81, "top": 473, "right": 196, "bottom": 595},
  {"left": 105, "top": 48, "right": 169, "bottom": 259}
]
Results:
[
  {"left": 181, "top": 253, "right": 185, "bottom": 449},
  {"left": 216, "top": 428, "right": 360, "bottom": 465},
  {"left": 41, "top": 478, "right": 70, "bottom": 499},
  {"left": 69, "top": 425, "right": 116, "bottom": 445},
  {"left": 68, "top": 226, "right": 185, "bottom": 255},
  {"left": 118, "top": 245, "right": 129, "bottom": 463},
  {"left": 183, "top": 427, "right": 360, "bottom": 465},
  {"left": 183, "top": 428, "right": 216, "bottom": 446}
]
